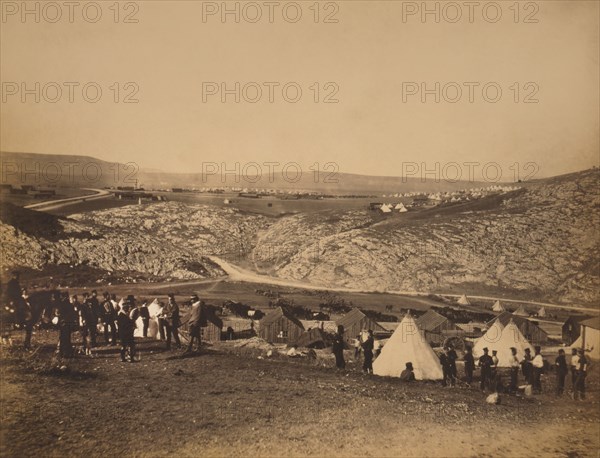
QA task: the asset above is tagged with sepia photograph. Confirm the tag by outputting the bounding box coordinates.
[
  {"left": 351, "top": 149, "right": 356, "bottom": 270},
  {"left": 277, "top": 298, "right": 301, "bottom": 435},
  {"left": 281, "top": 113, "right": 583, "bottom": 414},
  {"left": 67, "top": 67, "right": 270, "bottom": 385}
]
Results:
[{"left": 0, "top": 1, "right": 599, "bottom": 456}]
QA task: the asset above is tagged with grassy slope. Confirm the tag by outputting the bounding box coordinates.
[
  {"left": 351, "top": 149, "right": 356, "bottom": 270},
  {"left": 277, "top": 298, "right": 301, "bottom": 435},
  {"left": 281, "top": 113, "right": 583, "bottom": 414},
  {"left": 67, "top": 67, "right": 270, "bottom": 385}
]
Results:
[{"left": 1, "top": 331, "right": 598, "bottom": 458}]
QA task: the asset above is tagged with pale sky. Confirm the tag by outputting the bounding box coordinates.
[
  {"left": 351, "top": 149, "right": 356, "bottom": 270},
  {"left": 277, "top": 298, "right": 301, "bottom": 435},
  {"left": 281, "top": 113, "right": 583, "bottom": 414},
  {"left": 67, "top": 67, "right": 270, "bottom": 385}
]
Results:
[{"left": 1, "top": 0, "right": 598, "bottom": 179}]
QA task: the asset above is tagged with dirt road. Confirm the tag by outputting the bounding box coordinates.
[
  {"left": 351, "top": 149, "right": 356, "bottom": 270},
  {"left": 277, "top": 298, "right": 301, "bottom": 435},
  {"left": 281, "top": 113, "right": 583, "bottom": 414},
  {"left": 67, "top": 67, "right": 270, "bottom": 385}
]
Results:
[{"left": 208, "top": 256, "right": 599, "bottom": 314}]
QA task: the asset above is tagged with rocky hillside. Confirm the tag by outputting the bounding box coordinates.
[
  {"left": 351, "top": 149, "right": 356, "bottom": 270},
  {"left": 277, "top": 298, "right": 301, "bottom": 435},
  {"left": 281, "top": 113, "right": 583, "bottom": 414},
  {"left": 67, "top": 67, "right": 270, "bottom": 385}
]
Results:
[
  {"left": 1, "top": 170, "right": 598, "bottom": 305},
  {"left": 252, "top": 169, "right": 600, "bottom": 306},
  {"left": 1, "top": 202, "right": 266, "bottom": 281}
]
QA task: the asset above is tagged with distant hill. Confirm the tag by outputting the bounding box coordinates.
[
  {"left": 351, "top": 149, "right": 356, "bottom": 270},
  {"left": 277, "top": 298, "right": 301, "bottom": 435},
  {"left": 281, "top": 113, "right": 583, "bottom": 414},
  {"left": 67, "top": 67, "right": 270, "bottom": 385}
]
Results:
[{"left": 1, "top": 151, "right": 505, "bottom": 194}]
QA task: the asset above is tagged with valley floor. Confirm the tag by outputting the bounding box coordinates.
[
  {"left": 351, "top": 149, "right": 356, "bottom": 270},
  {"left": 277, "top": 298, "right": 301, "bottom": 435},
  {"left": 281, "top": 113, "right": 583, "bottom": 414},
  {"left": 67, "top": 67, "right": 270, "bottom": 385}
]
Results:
[{"left": 1, "top": 331, "right": 599, "bottom": 458}]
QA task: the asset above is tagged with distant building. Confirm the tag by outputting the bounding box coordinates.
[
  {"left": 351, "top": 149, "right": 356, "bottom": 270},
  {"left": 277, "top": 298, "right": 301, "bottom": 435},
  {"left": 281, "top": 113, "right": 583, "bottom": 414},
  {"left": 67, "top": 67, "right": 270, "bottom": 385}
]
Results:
[
  {"left": 369, "top": 202, "right": 383, "bottom": 211},
  {"left": 171, "top": 188, "right": 183, "bottom": 193},
  {"left": 239, "top": 192, "right": 260, "bottom": 198},
  {"left": 562, "top": 315, "right": 593, "bottom": 345}
]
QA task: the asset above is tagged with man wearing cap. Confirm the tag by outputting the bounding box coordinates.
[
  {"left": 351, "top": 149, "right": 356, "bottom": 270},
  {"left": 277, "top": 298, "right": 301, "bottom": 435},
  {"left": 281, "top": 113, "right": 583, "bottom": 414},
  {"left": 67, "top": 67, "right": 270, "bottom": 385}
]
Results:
[
  {"left": 161, "top": 294, "right": 181, "bottom": 350},
  {"left": 101, "top": 292, "right": 118, "bottom": 345},
  {"left": 332, "top": 325, "right": 345, "bottom": 369},
  {"left": 555, "top": 349, "right": 568, "bottom": 396},
  {"left": 478, "top": 347, "right": 493, "bottom": 391},
  {"left": 117, "top": 300, "right": 136, "bottom": 362},
  {"left": 361, "top": 330, "right": 374, "bottom": 374},
  {"left": 521, "top": 348, "right": 533, "bottom": 386},
  {"left": 185, "top": 295, "right": 204, "bottom": 353}
]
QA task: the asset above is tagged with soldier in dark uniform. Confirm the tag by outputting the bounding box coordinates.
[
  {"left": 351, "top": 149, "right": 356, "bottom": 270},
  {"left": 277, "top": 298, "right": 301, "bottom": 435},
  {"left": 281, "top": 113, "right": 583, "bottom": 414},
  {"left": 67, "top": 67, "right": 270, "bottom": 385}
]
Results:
[
  {"left": 463, "top": 346, "right": 475, "bottom": 385},
  {"left": 555, "top": 349, "right": 568, "bottom": 396},
  {"left": 101, "top": 292, "right": 118, "bottom": 344},
  {"left": 478, "top": 347, "right": 493, "bottom": 391},
  {"left": 161, "top": 294, "right": 181, "bottom": 350},
  {"left": 521, "top": 347, "right": 533, "bottom": 385},
  {"left": 79, "top": 293, "right": 98, "bottom": 353},
  {"left": 361, "top": 330, "right": 374, "bottom": 374},
  {"left": 447, "top": 344, "right": 458, "bottom": 386},
  {"left": 117, "top": 301, "right": 136, "bottom": 362},
  {"left": 332, "top": 325, "right": 345, "bottom": 369},
  {"left": 20, "top": 289, "right": 34, "bottom": 349},
  {"left": 185, "top": 295, "right": 204, "bottom": 353},
  {"left": 138, "top": 299, "right": 150, "bottom": 337},
  {"left": 55, "top": 292, "right": 78, "bottom": 358}
]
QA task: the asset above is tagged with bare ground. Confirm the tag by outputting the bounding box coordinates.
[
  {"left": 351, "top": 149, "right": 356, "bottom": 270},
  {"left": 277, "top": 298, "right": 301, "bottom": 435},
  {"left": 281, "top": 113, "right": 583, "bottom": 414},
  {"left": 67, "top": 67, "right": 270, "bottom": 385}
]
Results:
[{"left": 1, "top": 330, "right": 599, "bottom": 458}]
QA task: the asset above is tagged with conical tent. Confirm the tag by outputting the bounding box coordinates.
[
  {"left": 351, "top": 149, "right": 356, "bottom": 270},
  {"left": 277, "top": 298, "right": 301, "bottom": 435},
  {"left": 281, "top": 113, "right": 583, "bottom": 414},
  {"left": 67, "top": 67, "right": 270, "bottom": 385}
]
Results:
[
  {"left": 395, "top": 203, "right": 408, "bottom": 213},
  {"left": 492, "top": 300, "right": 505, "bottom": 312},
  {"left": 476, "top": 320, "right": 534, "bottom": 367},
  {"left": 472, "top": 320, "right": 504, "bottom": 358},
  {"left": 537, "top": 307, "right": 546, "bottom": 318},
  {"left": 457, "top": 294, "right": 470, "bottom": 306},
  {"left": 513, "top": 305, "right": 529, "bottom": 317},
  {"left": 373, "top": 314, "right": 443, "bottom": 380}
]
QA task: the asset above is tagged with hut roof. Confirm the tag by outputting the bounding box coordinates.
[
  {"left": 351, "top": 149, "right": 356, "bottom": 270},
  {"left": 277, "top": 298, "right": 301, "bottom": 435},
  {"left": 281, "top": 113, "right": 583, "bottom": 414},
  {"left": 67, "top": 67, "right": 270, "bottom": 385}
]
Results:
[{"left": 261, "top": 307, "right": 304, "bottom": 329}]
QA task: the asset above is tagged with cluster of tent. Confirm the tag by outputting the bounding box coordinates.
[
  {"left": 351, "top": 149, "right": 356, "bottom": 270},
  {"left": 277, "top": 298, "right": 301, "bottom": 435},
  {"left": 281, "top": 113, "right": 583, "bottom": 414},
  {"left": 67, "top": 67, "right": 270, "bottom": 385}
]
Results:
[
  {"left": 372, "top": 310, "right": 539, "bottom": 380},
  {"left": 380, "top": 203, "right": 408, "bottom": 214},
  {"left": 459, "top": 295, "right": 546, "bottom": 317}
]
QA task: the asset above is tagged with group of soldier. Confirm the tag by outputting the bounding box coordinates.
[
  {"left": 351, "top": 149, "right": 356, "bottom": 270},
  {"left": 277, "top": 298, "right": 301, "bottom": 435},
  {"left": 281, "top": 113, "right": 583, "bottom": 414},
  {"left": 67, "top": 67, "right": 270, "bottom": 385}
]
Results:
[
  {"left": 3, "top": 272, "right": 207, "bottom": 362},
  {"left": 462, "top": 345, "right": 588, "bottom": 399}
]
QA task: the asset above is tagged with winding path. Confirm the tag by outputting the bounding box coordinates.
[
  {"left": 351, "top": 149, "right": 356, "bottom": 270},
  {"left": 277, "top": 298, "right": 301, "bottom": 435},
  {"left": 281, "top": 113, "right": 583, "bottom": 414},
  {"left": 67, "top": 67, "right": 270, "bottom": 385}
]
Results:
[
  {"left": 207, "top": 256, "right": 599, "bottom": 314},
  {"left": 24, "top": 188, "right": 111, "bottom": 211}
]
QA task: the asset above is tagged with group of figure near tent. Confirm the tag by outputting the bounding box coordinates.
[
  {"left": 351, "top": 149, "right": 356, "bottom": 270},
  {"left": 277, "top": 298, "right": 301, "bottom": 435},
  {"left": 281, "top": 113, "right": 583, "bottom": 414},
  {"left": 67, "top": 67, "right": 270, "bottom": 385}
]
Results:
[
  {"left": 2, "top": 272, "right": 207, "bottom": 362},
  {"left": 331, "top": 312, "right": 590, "bottom": 399}
]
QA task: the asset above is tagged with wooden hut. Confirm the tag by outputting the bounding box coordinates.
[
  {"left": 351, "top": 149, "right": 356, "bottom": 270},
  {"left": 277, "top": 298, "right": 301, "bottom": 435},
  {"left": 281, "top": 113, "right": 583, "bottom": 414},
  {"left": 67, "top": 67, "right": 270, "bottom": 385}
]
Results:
[
  {"left": 336, "top": 308, "right": 386, "bottom": 345},
  {"left": 258, "top": 307, "right": 304, "bottom": 343},
  {"left": 201, "top": 314, "right": 223, "bottom": 342},
  {"left": 416, "top": 309, "right": 460, "bottom": 345},
  {"left": 488, "top": 312, "right": 548, "bottom": 344},
  {"left": 562, "top": 315, "right": 593, "bottom": 345}
]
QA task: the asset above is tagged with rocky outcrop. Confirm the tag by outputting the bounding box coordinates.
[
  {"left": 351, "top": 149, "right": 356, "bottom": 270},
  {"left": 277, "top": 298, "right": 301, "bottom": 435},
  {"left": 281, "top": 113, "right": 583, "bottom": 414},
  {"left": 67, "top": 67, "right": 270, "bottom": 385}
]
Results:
[
  {"left": 252, "top": 170, "right": 600, "bottom": 305},
  {"left": 0, "top": 202, "right": 266, "bottom": 280},
  {"left": 1, "top": 170, "right": 598, "bottom": 305}
]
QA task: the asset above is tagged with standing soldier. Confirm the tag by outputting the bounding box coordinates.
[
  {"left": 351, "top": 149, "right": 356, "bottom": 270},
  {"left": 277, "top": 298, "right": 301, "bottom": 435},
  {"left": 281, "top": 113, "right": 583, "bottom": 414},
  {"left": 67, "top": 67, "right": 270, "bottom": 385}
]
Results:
[
  {"left": 569, "top": 348, "right": 579, "bottom": 396},
  {"left": 532, "top": 346, "right": 544, "bottom": 394},
  {"left": 161, "top": 294, "right": 181, "bottom": 350},
  {"left": 20, "top": 289, "right": 34, "bottom": 350},
  {"left": 361, "top": 330, "right": 374, "bottom": 374},
  {"left": 521, "top": 348, "right": 533, "bottom": 386},
  {"left": 463, "top": 346, "right": 475, "bottom": 386},
  {"left": 80, "top": 293, "right": 98, "bottom": 353},
  {"left": 447, "top": 344, "right": 458, "bottom": 387},
  {"left": 508, "top": 347, "right": 520, "bottom": 394},
  {"left": 102, "top": 292, "right": 118, "bottom": 345},
  {"left": 138, "top": 299, "right": 150, "bottom": 338},
  {"left": 185, "top": 295, "right": 203, "bottom": 353},
  {"left": 55, "top": 292, "right": 78, "bottom": 358},
  {"left": 332, "top": 325, "right": 345, "bottom": 370},
  {"left": 117, "top": 300, "right": 136, "bottom": 362},
  {"left": 555, "top": 349, "right": 568, "bottom": 396},
  {"left": 478, "top": 347, "right": 493, "bottom": 391}
]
